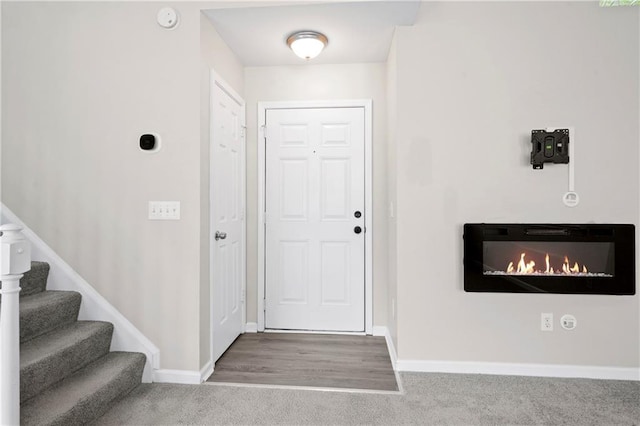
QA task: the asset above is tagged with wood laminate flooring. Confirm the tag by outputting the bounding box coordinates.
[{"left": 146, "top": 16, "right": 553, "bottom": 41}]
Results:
[{"left": 207, "top": 333, "right": 398, "bottom": 391}]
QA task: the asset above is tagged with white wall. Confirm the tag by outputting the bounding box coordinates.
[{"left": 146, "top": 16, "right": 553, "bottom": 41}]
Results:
[
  {"left": 200, "top": 12, "right": 244, "bottom": 96},
  {"left": 2, "top": 1, "right": 243, "bottom": 372},
  {"left": 393, "top": 2, "right": 639, "bottom": 367},
  {"left": 244, "top": 63, "right": 389, "bottom": 327},
  {"left": 386, "top": 32, "right": 399, "bottom": 350}
]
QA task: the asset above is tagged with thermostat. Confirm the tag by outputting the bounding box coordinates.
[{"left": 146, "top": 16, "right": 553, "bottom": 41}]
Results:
[
  {"left": 139, "top": 133, "right": 161, "bottom": 153},
  {"left": 157, "top": 7, "right": 179, "bottom": 30}
]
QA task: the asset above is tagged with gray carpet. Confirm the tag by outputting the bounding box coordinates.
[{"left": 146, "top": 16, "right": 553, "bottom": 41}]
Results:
[{"left": 94, "top": 372, "right": 640, "bottom": 425}]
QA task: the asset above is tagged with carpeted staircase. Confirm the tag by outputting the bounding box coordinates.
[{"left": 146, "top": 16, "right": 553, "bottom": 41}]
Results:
[{"left": 1, "top": 261, "right": 146, "bottom": 425}]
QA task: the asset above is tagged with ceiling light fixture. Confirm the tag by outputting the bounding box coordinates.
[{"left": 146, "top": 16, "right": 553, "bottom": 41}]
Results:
[{"left": 286, "top": 31, "right": 328, "bottom": 60}]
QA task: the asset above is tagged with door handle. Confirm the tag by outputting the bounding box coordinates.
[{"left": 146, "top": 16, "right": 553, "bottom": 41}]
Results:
[
  {"left": 354, "top": 226, "right": 362, "bottom": 234},
  {"left": 215, "top": 231, "right": 227, "bottom": 241}
]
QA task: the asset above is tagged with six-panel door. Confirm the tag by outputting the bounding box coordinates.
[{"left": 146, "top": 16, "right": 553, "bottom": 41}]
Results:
[
  {"left": 211, "top": 82, "right": 245, "bottom": 362},
  {"left": 265, "top": 107, "right": 365, "bottom": 332}
]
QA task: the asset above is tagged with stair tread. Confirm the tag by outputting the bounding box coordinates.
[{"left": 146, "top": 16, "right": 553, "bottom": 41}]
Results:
[
  {"left": 20, "top": 290, "right": 80, "bottom": 316},
  {"left": 19, "top": 290, "right": 82, "bottom": 342},
  {"left": 21, "top": 321, "right": 113, "bottom": 368},
  {"left": 20, "top": 289, "right": 78, "bottom": 306},
  {"left": 21, "top": 352, "right": 146, "bottom": 426}
]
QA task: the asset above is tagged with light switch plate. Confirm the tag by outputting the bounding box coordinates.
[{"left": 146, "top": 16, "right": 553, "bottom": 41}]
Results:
[{"left": 149, "top": 201, "right": 180, "bottom": 220}]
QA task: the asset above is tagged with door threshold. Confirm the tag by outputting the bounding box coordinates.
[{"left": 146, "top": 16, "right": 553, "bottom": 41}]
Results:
[
  {"left": 203, "top": 380, "right": 404, "bottom": 396},
  {"left": 263, "top": 329, "right": 367, "bottom": 336}
]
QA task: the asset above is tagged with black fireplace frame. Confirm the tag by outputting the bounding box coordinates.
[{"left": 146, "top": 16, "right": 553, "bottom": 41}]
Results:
[{"left": 463, "top": 223, "right": 635, "bottom": 295}]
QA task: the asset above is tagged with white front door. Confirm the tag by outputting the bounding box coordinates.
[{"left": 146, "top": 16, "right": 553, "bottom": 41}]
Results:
[
  {"left": 211, "top": 78, "right": 245, "bottom": 362},
  {"left": 264, "top": 107, "right": 365, "bottom": 332}
]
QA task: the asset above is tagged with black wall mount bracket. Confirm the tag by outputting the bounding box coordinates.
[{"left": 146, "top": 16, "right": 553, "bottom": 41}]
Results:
[{"left": 531, "top": 129, "right": 569, "bottom": 169}]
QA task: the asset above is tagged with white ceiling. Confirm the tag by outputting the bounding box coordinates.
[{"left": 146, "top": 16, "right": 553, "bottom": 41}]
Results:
[{"left": 203, "top": 1, "right": 421, "bottom": 67}]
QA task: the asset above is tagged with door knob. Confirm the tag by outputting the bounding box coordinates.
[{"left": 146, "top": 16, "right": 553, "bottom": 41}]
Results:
[
  {"left": 215, "top": 231, "right": 227, "bottom": 241},
  {"left": 354, "top": 211, "right": 362, "bottom": 218},
  {"left": 354, "top": 226, "right": 362, "bottom": 234}
]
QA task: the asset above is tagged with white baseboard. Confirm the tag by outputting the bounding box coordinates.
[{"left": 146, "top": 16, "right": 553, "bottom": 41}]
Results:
[
  {"left": 371, "top": 324, "right": 637, "bottom": 381},
  {"left": 396, "top": 360, "right": 640, "bottom": 381},
  {"left": 245, "top": 322, "right": 258, "bottom": 333},
  {"left": 373, "top": 326, "right": 397, "bottom": 370},
  {"left": 200, "top": 359, "right": 214, "bottom": 382},
  {"left": 153, "top": 369, "right": 202, "bottom": 384},
  {"left": 1, "top": 204, "right": 160, "bottom": 382}
]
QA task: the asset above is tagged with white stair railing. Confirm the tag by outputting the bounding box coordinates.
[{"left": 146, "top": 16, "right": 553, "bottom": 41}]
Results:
[{"left": 0, "top": 224, "right": 31, "bottom": 426}]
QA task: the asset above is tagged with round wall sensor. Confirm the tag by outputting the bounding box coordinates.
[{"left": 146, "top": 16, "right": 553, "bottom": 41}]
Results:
[
  {"left": 562, "top": 191, "right": 580, "bottom": 207},
  {"left": 560, "top": 314, "right": 577, "bottom": 330},
  {"left": 157, "top": 7, "right": 179, "bottom": 30}
]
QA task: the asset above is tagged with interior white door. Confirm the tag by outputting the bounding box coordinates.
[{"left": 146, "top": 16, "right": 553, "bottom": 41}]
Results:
[
  {"left": 265, "top": 107, "right": 365, "bottom": 332},
  {"left": 211, "top": 80, "right": 245, "bottom": 362}
]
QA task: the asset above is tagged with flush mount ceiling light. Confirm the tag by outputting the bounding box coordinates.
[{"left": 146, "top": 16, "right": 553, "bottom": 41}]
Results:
[{"left": 286, "top": 31, "right": 328, "bottom": 60}]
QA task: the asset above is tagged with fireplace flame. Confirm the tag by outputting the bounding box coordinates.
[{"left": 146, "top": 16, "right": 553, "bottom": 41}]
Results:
[
  {"left": 516, "top": 253, "right": 536, "bottom": 274},
  {"left": 571, "top": 262, "right": 580, "bottom": 273},
  {"left": 506, "top": 253, "right": 589, "bottom": 276},
  {"left": 517, "top": 253, "right": 525, "bottom": 272},
  {"left": 545, "top": 253, "right": 550, "bottom": 274}
]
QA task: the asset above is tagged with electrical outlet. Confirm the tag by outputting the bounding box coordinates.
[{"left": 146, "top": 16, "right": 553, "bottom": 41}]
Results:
[{"left": 541, "top": 313, "right": 553, "bottom": 331}]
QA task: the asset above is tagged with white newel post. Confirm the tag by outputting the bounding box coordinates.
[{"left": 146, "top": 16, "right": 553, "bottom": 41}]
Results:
[{"left": 0, "top": 224, "right": 31, "bottom": 426}]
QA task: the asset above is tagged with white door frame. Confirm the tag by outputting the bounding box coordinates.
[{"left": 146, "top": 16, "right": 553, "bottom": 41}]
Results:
[
  {"left": 257, "top": 99, "right": 373, "bottom": 335},
  {"left": 209, "top": 69, "right": 247, "bottom": 368}
]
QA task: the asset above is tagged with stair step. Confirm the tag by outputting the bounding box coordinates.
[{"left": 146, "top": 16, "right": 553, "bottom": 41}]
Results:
[
  {"left": 21, "top": 352, "right": 146, "bottom": 426},
  {"left": 19, "top": 261, "right": 50, "bottom": 297},
  {"left": 20, "top": 291, "right": 81, "bottom": 343},
  {"left": 0, "top": 261, "right": 50, "bottom": 302},
  {"left": 20, "top": 321, "right": 114, "bottom": 402}
]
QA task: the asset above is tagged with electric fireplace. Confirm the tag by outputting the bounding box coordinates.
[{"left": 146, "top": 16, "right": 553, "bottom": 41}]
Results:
[{"left": 463, "top": 224, "right": 635, "bottom": 295}]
